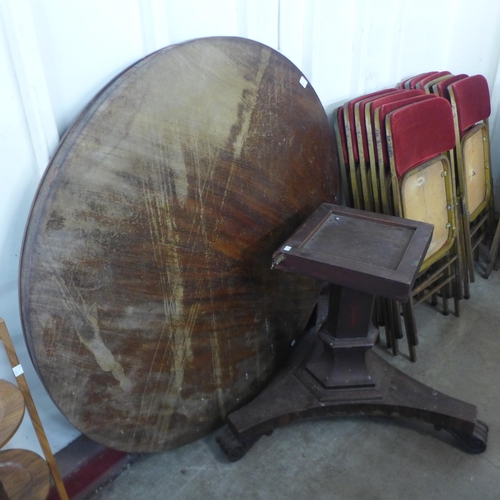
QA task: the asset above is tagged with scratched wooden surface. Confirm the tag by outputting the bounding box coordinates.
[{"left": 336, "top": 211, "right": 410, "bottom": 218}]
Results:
[{"left": 20, "top": 37, "right": 338, "bottom": 452}]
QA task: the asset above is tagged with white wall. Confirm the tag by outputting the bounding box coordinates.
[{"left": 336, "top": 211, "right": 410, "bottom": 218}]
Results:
[{"left": 1, "top": 0, "right": 500, "bottom": 456}]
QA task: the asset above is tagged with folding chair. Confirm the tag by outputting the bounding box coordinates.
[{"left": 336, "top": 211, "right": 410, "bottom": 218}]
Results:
[
  {"left": 354, "top": 89, "right": 414, "bottom": 212},
  {"left": 333, "top": 107, "right": 353, "bottom": 207},
  {"left": 373, "top": 94, "right": 437, "bottom": 217},
  {"left": 334, "top": 91, "right": 406, "bottom": 343},
  {"left": 429, "top": 74, "right": 470, "bottom": 292},
  {"left": 448, "top": 75, "right": 495, "bottom": 284},
  {"left": 415, "top": 71, "right": 451, "bottom": 92},
  {"left": 402, "top": 71, "right": 439, "bottom": 89},
  {"left": 335, "top": 90, "right": 420, "bottom": 349},
  {"left": 353, "top": 90, "right": 429, "bottom": 348},
  {"left": 431, "top": 74, "right": 468, "bottom": 98},
  {"left": 384, "top": 97, "right": 462, "bottom": 361},
  {"left": 364, "top": 90, "right": 426, "bottom": 214},
  {"left": 370, "top": 94, "right": 459, "bottom": 358},
  {"left": 335, "top": 89, "right": 397, "bottom": 210}
]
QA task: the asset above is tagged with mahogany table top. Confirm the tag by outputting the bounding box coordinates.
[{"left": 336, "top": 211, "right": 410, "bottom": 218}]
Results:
[{"left": 20, "top": 37, "right": 338, "bottom": 452}]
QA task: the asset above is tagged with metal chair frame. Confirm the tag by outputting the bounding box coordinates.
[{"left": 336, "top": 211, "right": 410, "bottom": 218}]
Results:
[
  {"left": 448, "top": 76, "right": 495, "bottom": 284},
  {"left": 384, "top": 100, "right": 462, "bottom": 360}
]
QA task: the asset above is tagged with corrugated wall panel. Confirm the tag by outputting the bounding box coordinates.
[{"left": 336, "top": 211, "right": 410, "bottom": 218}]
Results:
[{"left": 30, "top": 0, "right": 145, "bottom": 135}]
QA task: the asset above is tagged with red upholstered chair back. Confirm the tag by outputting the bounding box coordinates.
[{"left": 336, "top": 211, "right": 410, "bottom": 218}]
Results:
[
  {"left": 449, "top": 75, "right": 491, "bottom": 136},
  {"left": 357, "top": 89, "right": 418, "bottom": 161},
  {"left": 345, "top": 89, "right": 397, "bottom": 162},
  {"left": 368, "top": 89, "right": 425, "bottom": 113},
  {"left": 415, "top": 71, "right": 451, "bottom": 90},
  {"left": 398, "top": 72, "right": 436, "bottom": 89},
  {"left": 376, "top": 94, "right": 437, "bottom": 166},
  {"left": 387, "top": 97, "right": 455, "bottom": 179},
  {"left": 368, "top": 90, "right": 425, "bottom": 161},
  {"left": 406, "top": 71, "right": 439, "bottom": 89},
  {"left": 433, "top": 74, "right": 468, "bottom": 98}
]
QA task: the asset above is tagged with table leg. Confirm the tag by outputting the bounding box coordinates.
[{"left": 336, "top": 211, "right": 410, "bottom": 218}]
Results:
[{"left": 217, "top": 288, "right": 488, "bottom": 461}]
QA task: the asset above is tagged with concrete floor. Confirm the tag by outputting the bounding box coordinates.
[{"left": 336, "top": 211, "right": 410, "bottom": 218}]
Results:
[{"left": 88, "top": 268, "right": 500, "bottom": 500}]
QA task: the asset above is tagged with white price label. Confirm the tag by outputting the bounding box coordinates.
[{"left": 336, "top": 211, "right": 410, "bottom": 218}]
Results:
[{"left": 12, "top": 364, "right": 24, "bottom": 377}]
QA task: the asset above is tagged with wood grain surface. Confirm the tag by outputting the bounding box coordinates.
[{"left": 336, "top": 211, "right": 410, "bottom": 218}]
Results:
[
  {"left": 0, "top": 379, "right": 25, "bottom": 448},
  {"left": 20, "top": 37, "right": 338, "bottom": 452},
  {"left": 0, "top": 320, "right": 68, "bottom": 500},
  {"left": 0, "top": 449, "right": 50, "bottom": 500}
]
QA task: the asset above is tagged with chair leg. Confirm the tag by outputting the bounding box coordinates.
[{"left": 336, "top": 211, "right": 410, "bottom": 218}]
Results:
[
  {"left": 374, "top": 296, "right": 384, "bottom": 327},
  {"left": 447, "top": 277, "right": 454, "bottom": 314},
  {"left": 474, "top": 244, "right": 480, "bottom": 262},
  {"left": 388, "top": 300, "right": 400, "bottom": 356},
  {"left": 393, "top": 300, "right": 403, "bottom": 340},
  {"left": 487, "top": 192, "right": 496, "bottom": 245},
  {"left": 444, "top": 252, "right": 460, "bottom": 317},
  {"left": 461, "top": 200, "right": 476, "bottom": 283},
  {"left": 457, "top": 198, "right": 471, "bottom": 297},
  {"left": 442, "top": 259, "right": 450, "bottom": 316},
  {"left": 402, "top": 300, "right": 418, "bottom": 362},
  {"left": 381, "top": 298, "right": 393, "bottom": 349},
  {"left": 454, "top": 218, "right": 465, "bottom": 300},
  {"left": 441, "top": 285, "right": 449, "bottom": 316},
  {"left": 453, "top": 280, "right": 461, "bottom": 317},
  {"left": 484, "top": 217, "right": 500, "bottom": 278},
  {"left": 453, "top": 256, "right": 461, "bottom": 317},
  {"left": 495, "top": 251, "right": 500, "bottom": 271}
]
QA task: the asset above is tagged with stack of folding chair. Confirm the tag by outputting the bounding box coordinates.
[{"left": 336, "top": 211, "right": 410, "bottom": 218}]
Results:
[
  {"left": 398, "top": 71, "right": 452, "bottom": 92},
  {"left": 334, "top": 71, "right": 496, "bottom": 361},
  {"left": 437, "top": 75, "right": 495, "bottom": 289},
  {"left": 334, "top": 84, "right": 463, "bottom": 361},
  {"left": 419, "top": 74, "right": 497, "bottom": 289},
  {"left": 430, "top": 74, "right": 467, "bottom": 96}
]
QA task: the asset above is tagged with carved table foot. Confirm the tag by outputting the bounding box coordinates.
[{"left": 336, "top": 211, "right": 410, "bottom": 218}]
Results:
[
  {"left": 216, "top": 425, "right": 273, "bottom": 462},
  {"left": 435, "top": 419, "right": 488, "bottom": 454}
]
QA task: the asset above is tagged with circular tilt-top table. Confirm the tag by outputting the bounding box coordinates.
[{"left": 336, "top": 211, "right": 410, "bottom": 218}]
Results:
[{"left": 20, "top": 37, "right": 338, "bottom": 452}]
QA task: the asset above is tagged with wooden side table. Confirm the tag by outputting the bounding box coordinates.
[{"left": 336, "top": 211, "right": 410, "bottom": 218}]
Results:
[{"left": 217, "top": 204, "right": 488, "bottom": 461}]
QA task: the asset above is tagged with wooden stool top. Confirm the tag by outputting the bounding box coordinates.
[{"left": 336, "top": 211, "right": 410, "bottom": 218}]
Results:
[{"left": 273, "top": 204, "right": 433, "bottom": 301}]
